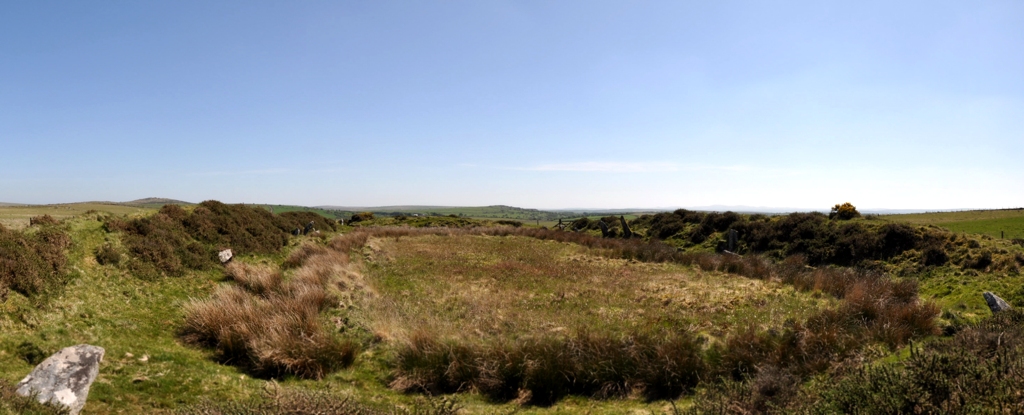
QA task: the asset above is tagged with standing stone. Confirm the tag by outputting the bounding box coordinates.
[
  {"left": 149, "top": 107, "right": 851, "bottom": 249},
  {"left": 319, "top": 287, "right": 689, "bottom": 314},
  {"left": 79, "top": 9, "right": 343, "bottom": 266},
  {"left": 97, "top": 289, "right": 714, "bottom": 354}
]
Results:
[
  {"left": 16, "top": 344, "right": 105, "bottom": 415},
  {"left": 598, "top": 221, "right": 610, "bottom": 238},
  {"left": 218, "top": 249, "right": 233, "bottom": 264},
  {"left": 728, "top": 229, "right": 738, "bottom": 252},
  {"left": 304, "top": 221, "right": 315, "bottom": 235},
  {"left": 619, "top": 216, "right": 633, "bottom": 239},
  {"left": 983, "top": 292, "right": 1012, "bottom": 313}
]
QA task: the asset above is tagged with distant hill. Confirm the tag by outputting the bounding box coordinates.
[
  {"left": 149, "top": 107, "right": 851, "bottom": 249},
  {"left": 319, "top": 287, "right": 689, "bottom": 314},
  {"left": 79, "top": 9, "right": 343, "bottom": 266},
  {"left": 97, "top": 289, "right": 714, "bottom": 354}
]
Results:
[
  {"left": 317, "top": 205, "right": 571, "bottom": 221},
  {"left": 121, "top": 198, "right": 194, "bottom": 208}
]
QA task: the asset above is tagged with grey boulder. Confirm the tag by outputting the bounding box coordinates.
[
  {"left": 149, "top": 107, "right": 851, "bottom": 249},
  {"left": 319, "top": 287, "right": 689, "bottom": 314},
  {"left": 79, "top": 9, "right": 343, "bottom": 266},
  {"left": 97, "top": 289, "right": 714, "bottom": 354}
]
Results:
[
  {"left": 16, "top": 344, "right": 105, "bottom": 415},
  {"left": 983, "top": 292, "right": 1012, "bottom": 313}
]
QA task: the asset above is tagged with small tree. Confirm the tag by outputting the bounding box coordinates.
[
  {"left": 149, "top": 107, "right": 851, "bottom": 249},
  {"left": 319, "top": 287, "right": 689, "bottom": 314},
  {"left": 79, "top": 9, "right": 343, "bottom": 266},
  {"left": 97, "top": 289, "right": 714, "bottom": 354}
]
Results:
[{"left": 829, "top": 202, "right": 860, "bottom": 220}]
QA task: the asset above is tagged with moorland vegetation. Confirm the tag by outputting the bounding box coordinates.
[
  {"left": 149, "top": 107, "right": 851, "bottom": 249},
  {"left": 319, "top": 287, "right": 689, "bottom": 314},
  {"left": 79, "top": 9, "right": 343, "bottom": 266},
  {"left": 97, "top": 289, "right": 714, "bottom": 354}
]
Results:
[{"left": 2, "top": 201, "right": 1024, "bottom": 414}]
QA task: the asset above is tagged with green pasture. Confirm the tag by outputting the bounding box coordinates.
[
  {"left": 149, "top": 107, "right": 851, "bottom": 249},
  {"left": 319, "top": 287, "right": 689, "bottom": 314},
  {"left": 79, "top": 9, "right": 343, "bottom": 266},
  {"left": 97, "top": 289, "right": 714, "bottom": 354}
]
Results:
[
  {"left": 0, "top": 203, "right": 153, "bottom": 230},
  {"left": 882, "top": 209, "right": 1024, "bottom": 239}
]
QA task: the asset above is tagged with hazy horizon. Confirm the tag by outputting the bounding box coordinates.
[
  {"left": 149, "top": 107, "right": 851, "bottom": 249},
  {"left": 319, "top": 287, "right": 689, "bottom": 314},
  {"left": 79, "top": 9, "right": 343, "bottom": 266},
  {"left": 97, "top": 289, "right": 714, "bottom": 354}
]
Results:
[{"left": 3, "top": 2, "right": 1022, "bottom": 210}]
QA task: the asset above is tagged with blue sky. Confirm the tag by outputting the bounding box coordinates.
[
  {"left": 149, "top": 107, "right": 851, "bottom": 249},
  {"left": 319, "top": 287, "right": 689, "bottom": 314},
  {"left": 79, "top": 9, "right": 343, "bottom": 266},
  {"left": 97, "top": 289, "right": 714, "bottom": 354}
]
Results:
[{"left": 2, "top": 1, "right": 1022, "bottom": 210}]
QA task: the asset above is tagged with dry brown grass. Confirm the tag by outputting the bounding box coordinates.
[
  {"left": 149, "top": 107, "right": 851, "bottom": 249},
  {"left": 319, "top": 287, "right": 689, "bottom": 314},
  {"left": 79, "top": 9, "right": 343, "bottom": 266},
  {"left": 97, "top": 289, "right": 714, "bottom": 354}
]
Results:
[
  {"left": 181, "top": 247, "right": 368, "bottom": 379},
  {"left": 323, "top": 227, "right": 939, "bottom": 406},
  {"left": 353, "top": 234, "right": 826, "bottom": 346},
  {"left": 224, "top": 262, "right": 281, "bottom": 295}
]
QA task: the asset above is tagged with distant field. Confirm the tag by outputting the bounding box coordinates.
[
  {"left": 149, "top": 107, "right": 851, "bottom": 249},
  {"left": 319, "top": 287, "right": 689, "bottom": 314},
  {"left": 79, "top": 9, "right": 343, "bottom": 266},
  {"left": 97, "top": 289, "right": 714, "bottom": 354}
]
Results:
[
  {"left": 0, "top": 203, "right": 153, "bottom": 230},
  {"left": 881, "top": 209, "right": 1024, "bottom": 239}
]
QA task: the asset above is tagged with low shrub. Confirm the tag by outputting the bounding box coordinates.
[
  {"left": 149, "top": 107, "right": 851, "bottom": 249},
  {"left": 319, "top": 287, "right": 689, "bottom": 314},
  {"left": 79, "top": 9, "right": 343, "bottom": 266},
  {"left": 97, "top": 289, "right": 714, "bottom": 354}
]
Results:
[
  {"left": 94, "top": 243, "right": 122, "bottom": 266},
  {"left": 0, "top": 225, "right": 71, "bottom": 299},
  {"left": 280, "top": 211, "right": 338, "bottom": 233},
  {"left": 29, "top": 215, "right": 59, "bottom": 227},
  {"left": 391, "top": 330, "right": 706, "bottom": 405},
  {"left": 108, "top": 201, "right": 307, "bottom": 277},
  {"left": 350, "top": 212, "right": 375, "bottom": 223},
  {"left": 495, "top": 220, "right": 523, "bottom": 228},
  {"left": 811, "top": 310, "right": 1024, "bottom": 414}
]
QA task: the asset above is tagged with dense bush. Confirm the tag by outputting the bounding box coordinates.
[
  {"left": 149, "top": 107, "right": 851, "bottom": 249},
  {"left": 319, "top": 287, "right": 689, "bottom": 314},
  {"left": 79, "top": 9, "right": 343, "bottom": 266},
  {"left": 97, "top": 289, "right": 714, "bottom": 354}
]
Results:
[
  {"left": 279, "top": 211, "right": 338, "bottom": 233},
  {"left": 829, "top": 202, "right": 861, "bottom": 220},
  {"left": 349, "top": 212, "right": 375, "bottom": 223},
  {"left": 106, "top": 201, "right": 317, "bottom": 277},
  {"left": 392, "top": 330, "right": 706, "bottom": 404},
  {"left": 632, "top": 209, "right": 993, "bottom": 269},
  {"left": 809, "top": 310, "right": 1024, "bottom": 413},
  {"left": 29, "top": 214, "right": 60, "bottom": 227},
  {"left": 0, "top": 224, "right": 71, "bottom": 299}
]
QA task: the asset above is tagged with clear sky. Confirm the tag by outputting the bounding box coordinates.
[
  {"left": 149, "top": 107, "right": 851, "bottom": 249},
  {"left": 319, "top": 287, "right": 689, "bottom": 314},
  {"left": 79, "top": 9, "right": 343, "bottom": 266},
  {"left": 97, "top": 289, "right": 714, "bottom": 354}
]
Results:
[{"left": 2, "top": 1, "right": 1022, "bottom": 210}]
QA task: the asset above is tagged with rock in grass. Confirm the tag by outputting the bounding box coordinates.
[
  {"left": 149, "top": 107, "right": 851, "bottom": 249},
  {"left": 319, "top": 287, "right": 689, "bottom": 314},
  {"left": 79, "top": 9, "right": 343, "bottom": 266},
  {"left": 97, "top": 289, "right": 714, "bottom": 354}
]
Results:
[
  {"left": 16, "top": 344, "right": 105, "bottom": 415},
  {"left": 218, "top": 249, "right": 233, "bottom": 263},
  {"left": 983, "top": 292, "right": 1012, "bottom": 313}
]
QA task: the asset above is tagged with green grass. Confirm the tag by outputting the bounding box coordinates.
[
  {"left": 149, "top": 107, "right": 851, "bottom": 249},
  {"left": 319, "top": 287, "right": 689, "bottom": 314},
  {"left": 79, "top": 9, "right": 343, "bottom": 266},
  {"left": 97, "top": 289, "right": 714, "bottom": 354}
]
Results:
[
  {"left": 0, "top": 205, "right": 1009, "bottom": 413},
  {"left": 0, "top": 203, "right": 153, "bottom": 230},
  {"left": 881, "top": 208, "right": 1024, "bottom": 239}
]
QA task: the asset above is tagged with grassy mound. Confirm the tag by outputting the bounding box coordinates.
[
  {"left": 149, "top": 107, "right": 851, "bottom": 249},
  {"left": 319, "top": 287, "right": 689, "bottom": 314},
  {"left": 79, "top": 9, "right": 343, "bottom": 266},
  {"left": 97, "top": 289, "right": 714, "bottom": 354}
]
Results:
[{"left": 105, "top": 201, "right": 337, "bottom": 278}]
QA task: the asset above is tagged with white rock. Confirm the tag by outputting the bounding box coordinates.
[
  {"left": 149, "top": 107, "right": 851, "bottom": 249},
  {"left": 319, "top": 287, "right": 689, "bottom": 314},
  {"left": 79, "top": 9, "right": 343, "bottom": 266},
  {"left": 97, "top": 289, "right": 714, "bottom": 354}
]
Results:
[
  {"left": 16, "top": 344, "right": 105, "bottom": 415},
  {"left": 218, "top": 249, "right": 233, "bottom": 263}
]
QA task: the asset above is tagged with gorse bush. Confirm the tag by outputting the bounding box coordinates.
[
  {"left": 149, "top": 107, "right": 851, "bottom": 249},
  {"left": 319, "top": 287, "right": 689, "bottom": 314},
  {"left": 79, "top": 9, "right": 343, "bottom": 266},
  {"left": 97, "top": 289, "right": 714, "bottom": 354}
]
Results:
[
  {"left": 0, "top": 224, "right": 71, "bottom": 299},
  {"left": 829, "top": 202, "right": 860, "bottom": 220}
]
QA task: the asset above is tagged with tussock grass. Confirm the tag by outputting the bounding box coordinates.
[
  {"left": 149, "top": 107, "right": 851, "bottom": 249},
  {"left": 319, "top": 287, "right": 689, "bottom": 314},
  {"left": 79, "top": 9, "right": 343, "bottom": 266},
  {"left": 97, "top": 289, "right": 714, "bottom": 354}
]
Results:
[
  {"left": 177, "top": 383, "right": 460, "bottom": 415},
  {"left": 182, "top": 250, "right": 363, "bottom": 379},
  {"left": 224, "top": 262, "right": 281, "bottom": 295}
]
